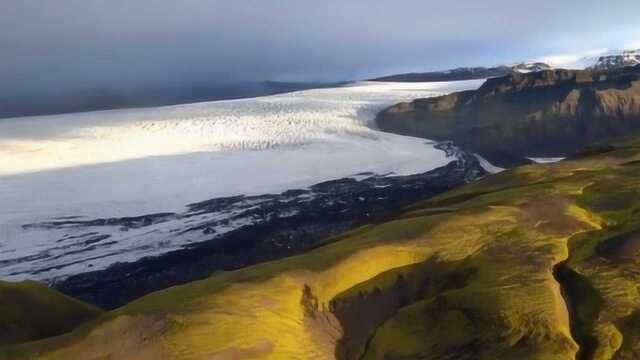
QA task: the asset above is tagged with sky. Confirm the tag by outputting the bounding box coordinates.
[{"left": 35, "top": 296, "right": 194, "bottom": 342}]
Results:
[{"left": 2, "top": 0, "right": 640, "bottom": 97}]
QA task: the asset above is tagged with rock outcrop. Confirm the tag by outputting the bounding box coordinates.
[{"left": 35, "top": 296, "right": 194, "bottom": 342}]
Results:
[{"left": 377, "top": 66, "right": 640, "bottom": 166}]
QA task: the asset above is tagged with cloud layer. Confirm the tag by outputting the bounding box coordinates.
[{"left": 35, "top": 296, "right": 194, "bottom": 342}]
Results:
[{"left": 2, "top": 0, "right": 640, "bottom": 97}]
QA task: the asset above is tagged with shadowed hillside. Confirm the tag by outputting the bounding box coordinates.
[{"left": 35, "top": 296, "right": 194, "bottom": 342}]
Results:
[
  {"left": 377, "top": 66, "right": 640, "bottom": 166},
  {"left": 0, "top": 281, "right": 101, "bottom": 346}
]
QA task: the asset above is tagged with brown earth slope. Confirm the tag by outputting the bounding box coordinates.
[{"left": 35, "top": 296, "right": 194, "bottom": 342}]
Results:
[{"left": 377, "top": 66, "right": 640, "bottom": 166}]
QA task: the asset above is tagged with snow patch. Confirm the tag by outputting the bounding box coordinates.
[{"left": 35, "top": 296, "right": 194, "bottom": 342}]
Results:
[
  {"left": 528, "top": 157, "right": 565, "bottom": 164},
  {"left": 473, "top": 154, "right": 506, "bottom": 174}
]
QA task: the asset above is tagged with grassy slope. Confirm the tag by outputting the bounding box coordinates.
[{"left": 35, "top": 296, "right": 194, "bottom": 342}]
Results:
[
  {"left": 0, "top": 281, "right": 102, "bottom": 346},
  {"left": 5, "top": 141, "right": 640, "bottom": 359}
]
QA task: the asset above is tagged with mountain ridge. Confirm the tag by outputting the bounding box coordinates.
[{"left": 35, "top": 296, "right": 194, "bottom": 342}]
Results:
[
  {"left": 589, "top": 49, "right": 640, "bottom": 71},
  {"left": 372, "top": 49, "right": 640, "bottom": 83},
  {"left": 371, "top": 62, "right": 552, "bottom": 83},
  {"left": 376, "top": 66, "right": 640, "bottom": 166}
]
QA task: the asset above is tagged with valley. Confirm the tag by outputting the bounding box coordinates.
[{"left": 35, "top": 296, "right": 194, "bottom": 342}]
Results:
[
  {"left": 4, "top": 2, "right": 640, "bottom": 359},
  {"left": 3, "top": 65, "right": 640, "bottom": 359},
  {"left": 49, "top": 143, "right": 485, "bottom": 309},
  {"left": 6, "top": 129, "right": 640, "bottom": 359},
  {"left": 0, "top": 80, "right": 488, "bottom": 307}
]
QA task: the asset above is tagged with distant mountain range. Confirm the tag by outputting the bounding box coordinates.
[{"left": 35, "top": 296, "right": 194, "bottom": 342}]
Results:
[
  {"left": 589, "top": 49, "right": 640, "bottom": 70},
  {"left": 373, "top": 49, "right": 640, "bottom": 82},
  {"left": 371, "top": 62, "right": 552, "bottom": 82},
  {"left": 6, "top": 50, "right": 638, "bottom": 120}
]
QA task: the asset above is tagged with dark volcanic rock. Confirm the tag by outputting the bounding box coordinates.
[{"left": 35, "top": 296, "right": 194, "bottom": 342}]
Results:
[
  {"left": 53, "top": 144, "right": 485, "bottom": 309},
  {"left": 377, "top": 66, "right": 640, "bottom": 167}
]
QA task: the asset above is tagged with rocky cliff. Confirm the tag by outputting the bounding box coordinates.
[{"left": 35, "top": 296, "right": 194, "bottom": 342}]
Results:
[{"left": 377, "top": 66, "right": 640, "bottom": 166}]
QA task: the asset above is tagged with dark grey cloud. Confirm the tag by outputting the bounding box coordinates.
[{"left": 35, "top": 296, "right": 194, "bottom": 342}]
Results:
[{"left": 2, "top": 0, "right": 640, "bottom": 97}]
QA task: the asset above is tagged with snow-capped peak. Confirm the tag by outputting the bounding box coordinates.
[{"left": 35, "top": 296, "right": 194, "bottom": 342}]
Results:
[
  {"left": 589, "top": 49, "right": 640, "bottom": 70},
  {"left": 509, "top": 62, "right": 553, "bottom": 73}
]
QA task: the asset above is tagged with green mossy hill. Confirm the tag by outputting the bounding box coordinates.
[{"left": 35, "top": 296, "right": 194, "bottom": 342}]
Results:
[
  {"left": 377, "top": 66, "right": 640, "bottom": 166},
  {"left": 8, "top": 139, "right": 640, "bottom": 359},
  {"left": 0, "top": 281, "right": 102, "bottom": 345}
]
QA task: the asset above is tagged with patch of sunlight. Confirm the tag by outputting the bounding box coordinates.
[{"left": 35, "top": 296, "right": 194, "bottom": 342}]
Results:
[
  {"left": 163, "top": 244, "right": 433, "bottom": 359},
  {"left": 567, "top": 204, "right": 603, "bottom": 230}
]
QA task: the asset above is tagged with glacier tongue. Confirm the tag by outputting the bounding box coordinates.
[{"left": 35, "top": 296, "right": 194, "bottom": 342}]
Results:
[
  {"left": 0, "top": 80, "right": 483, "bottom": 176},
  {"left": 0, "top": 80, "right": 484, "bottom": 283}
]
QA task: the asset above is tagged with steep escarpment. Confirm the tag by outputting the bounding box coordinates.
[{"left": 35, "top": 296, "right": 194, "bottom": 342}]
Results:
[{"left": 377, "top": 66, "right": 640, "bottom": 166}]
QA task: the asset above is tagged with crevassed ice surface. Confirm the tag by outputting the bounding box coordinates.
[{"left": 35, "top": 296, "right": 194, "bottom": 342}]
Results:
[{"left": 0, "top": 80, "right": 484, "bottom": 281}]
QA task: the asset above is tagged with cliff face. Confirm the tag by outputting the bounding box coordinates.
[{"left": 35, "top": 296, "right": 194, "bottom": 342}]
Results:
[{"left": 377, "top": 66, "right": 640, "bottom": 166}]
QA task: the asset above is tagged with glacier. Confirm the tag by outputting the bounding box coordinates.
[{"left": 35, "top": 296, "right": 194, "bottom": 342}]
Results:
[{"left": 0, "top": 80, "right": 485, "bottom": 284}]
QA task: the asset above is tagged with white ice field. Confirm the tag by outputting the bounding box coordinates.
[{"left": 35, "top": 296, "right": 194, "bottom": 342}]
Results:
[{"left": 0, "top": 80, "right": 485, "bottom": 281}]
